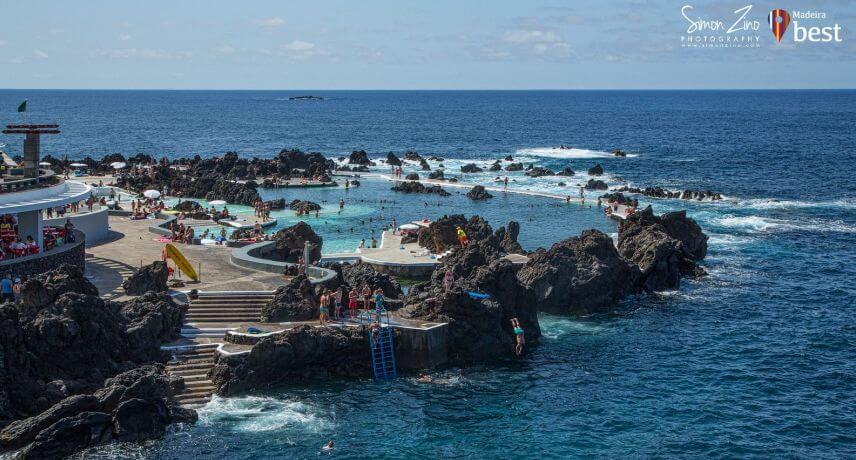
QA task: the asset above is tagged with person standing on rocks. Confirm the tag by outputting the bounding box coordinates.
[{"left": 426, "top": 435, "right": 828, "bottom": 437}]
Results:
[
  {"left": 0, "top": 274, "right": 13, "bottom": 303},
  {"left": 361, "top": 284, "right": 372, "bottom": 314},
  {"left": 319, "top": 290, "right": 329, "bottom": 325},
  {"left": 456, "top": 226, "right": 468, "bottom": 247},
  {"left": 374, "top": 288, "right": 384, "bottom": 321},
  {"left": 444, "top": 269, "right": 454, "bottom": 291},
  {"left": 334, "top": 287, "right": 343, "bottom": 320},
  {"left": 348, "top": 289, "right": 359, "bottom": 319}
]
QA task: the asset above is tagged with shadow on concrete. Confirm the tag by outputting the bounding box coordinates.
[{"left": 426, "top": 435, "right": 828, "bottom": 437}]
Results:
[{"left": 85, "top": 255, "right": 138, "bottom": 300}]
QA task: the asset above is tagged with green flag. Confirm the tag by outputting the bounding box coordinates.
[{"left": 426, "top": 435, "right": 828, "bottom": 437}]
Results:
[{"left": 17, "top": 100, "right": 27, "bottom": 112}]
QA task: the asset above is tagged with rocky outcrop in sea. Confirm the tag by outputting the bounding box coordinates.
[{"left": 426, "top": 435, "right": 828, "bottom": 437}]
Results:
[
  {"left": 617, "top": 206, "right": 708, "bottom": 291},
  {"left": 585, "top": 179, "right": 609, "bottom": 190},
  {"left": 525, "top": 167, "right": 554, "bottom": 177},
  {"left": 615, "top": 186, "right": 722, "bottom": 201},
  {"left": 517, "top": 230, "right": 640, "bottom": 315},
  {"left": 390, "top": 181, "right": 450, "bottom": 196},
  {"left": 386, "top": 152, "right": 402, "bottom": 166},
  {"left": 288, "top": 199, "right": 321, "bottom": 213},
  {"left": 467, "top": 185, "right": 493, "bottom": 200},
  {"left": 588, "top": 164, "right": 604, "bottom": 176},
  {"left": 348, "top": 150, "right": 373, "bottom": 166},
  {"left": 210, "top": 325, "right": 371, "bottom": 395}
]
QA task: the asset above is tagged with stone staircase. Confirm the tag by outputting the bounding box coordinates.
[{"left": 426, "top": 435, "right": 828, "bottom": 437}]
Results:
[
  {"left": 184, "top": 291, "right": 275, "bottom": 324},
  {"left": 165, "top": 344, "right": 219, "bottom": 408}
]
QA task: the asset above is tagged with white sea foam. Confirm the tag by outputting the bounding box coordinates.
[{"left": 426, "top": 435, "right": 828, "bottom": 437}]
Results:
[
  {"left": 515, "top": 147, "right": 637, "bottom": 159},
  {"left": 712, "top": 215, "right": 856, "bottom": 234},
  {"left": 199, "top": 395, "right": 332, "bottom": 433},
  {"left": 732, "top": 197, "right": 856, "bottom": 210},
  {"left": 706, "top": 233, "right": 752, "bottom": 248}
]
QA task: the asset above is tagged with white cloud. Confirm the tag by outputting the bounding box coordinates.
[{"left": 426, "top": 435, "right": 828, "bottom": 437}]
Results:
[
  {"left": 215, "top": 45, "right": 236, "bottom": 54},
  {"left": 100, "top": 48, "right": 192, "bottom": 60},
  {"left": 496, "top": 29, "right": 572, "bottom": 59},
  {"left": 118, "top": 34, "right": 132, "bottom": 41},
  {"left": 34, "top": 49, "right": 49, "bottom": 59},
  {"left": 0, "top": 40, "right": 8, "bottom": 47},
  {"left": 0, "top": 57, "right": 24, "bottom": 64},
  {"left": 280, "top": 40, "right": 315, "bottom": 52},
  {"left": 274, "top": 40, "right": 323, "bottom": 59},
  {"left": 255, "top": 17, "right": 285, "bottom": 27},
  {"left": 502, "top": 30, "right": 562, "bottom": 44},
  {"left": 48, "top": 28, "right": 65, "bottom": 36}
]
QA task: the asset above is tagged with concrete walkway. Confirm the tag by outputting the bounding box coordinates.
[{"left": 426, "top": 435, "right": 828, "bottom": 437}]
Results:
[{"left": 86, "top": 215, "right": 287, "bottom": 300}]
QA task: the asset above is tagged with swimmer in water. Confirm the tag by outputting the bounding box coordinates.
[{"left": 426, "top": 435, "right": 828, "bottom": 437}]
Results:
[{"left": 322, "top": 440, "right": 334, "bottom": 451}]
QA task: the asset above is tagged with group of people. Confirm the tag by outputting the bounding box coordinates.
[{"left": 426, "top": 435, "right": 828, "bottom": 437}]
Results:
[
  {"left": 169, "top": 221, "right": 207, "bottom": 244},
  {"left": 314, "top": 284, "right": 387, "bottom": 327},
  {"left": 130, "top": 198, "right": 166, "bottom": 220},
  {"left": 0, "top": 273, "right": 26, "bottom": 303},
  {"left": 390, "top": 166, "right": 405, "bottom": 178},
  {"left": 0, "top": 215, "right": 75, "bottom": 260},
  {"left": 252, "top": 200, "right": 272, "bottom": 221}
]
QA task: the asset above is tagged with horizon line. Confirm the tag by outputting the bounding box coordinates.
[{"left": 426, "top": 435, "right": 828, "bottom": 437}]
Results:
[{"left": 1, "top": 87, "right": 855, "bottom": 92}]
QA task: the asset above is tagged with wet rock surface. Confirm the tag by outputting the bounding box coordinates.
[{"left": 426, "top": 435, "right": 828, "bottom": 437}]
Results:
[
  {"left": 588, "top": 164, "right": 604, "bottom": 176},
  {"left": 461, "top": 163, "right": 483, "bottom": 173}
]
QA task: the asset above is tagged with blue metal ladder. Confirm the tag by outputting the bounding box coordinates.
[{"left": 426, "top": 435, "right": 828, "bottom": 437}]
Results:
[{"left": 364, "top": 309, "right": 397, "bottom": 381}]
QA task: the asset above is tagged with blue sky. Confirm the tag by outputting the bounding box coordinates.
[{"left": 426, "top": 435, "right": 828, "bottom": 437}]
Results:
[{"left": 0, "top": 0, "right": 853, "bottom": 89}]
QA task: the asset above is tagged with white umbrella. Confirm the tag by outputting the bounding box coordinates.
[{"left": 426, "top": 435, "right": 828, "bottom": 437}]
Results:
[
  {"left": 38, "top": 161, "right": 52, "bottom": 166},
  {"left": 143, "top": 190, "right": 161, "bottom": 199},
  {"left": 110, "top": 161, "right": 127, "bottom": 169},
  {"left": 208, "top": 200, "right": 227, "bottom": 206},
  {"left": 399, "top": 223, "right": 420, "bottom": 231}
]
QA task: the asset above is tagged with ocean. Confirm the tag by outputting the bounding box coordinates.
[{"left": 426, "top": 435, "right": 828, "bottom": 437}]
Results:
[{"left": 1, "top": 90, "right": 853, "bottom": 458}]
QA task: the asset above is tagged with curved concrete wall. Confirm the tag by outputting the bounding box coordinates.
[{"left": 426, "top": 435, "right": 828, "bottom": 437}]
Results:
[
  {"left": 231, "top": 240, "right": 337, "bottom": 285},
  {"left": 45, "top": 207, "right": 110, "bottom": 246}
]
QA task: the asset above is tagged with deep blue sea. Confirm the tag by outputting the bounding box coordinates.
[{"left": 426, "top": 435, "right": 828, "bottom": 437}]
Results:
[{"left": 1, "top": 90, "right": 854, "bottom": 458}]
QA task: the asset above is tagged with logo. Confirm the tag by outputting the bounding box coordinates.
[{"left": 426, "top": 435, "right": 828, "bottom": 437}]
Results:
[
  {"left": 768, "top": 9, "right": 790, "bottom": 42},
  {"left": 680, "top": 5, "right": 761, "bottom": 49}
]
